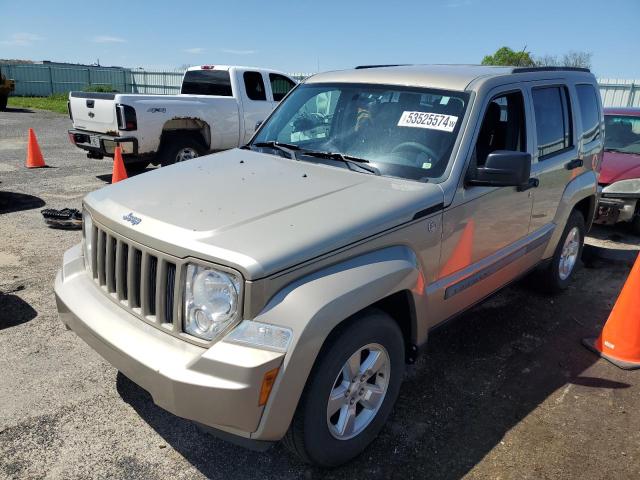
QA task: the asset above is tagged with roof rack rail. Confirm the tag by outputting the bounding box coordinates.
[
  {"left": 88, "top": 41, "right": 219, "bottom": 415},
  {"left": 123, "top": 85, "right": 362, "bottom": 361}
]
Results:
[
  {"left": 354, "top": 64, "right": 409, "bottom": 69},
  {"left": 512, "top": 66, "right": 591, "bottom": 73}
]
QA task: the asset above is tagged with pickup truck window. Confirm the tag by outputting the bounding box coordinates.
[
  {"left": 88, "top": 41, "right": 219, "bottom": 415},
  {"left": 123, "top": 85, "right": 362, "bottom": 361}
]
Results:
[
  {"left": 244, "top": 71, "right": 267, "bottom": 101},
  {"left": 532, "top": 86, "right": 573, "bottom": 159},
  {"left": 270, "top": 74, "right": 296, "bottom": 101},
  {"left": 253, "top": 83, "right": 469, "bottom": 181},
  {"left": 181, "top": 70, "right": 233, "bottom": 96}
]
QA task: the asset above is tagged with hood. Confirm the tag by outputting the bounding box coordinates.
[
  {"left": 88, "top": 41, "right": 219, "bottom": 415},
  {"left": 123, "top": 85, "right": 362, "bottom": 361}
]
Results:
[
  {"left": 600, "top": 150, "right": 640, "bottom": 185},
  {"left": 85, "top": 149, "right": 443, "bottom": 279}
]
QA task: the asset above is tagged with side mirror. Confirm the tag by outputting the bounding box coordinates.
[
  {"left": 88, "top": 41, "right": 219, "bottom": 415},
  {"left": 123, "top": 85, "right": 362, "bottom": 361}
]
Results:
[{"left": 467, "top": 151, "right": 532, "bottom": 188}]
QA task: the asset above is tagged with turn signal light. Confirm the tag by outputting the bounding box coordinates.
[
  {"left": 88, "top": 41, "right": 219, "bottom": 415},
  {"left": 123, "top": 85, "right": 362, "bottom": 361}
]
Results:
[{"left": 259, "top": 368, "right": 279, "bottom": 406}]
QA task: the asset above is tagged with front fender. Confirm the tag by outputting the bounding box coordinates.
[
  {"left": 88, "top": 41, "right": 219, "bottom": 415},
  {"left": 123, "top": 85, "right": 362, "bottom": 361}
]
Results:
[
  {"left": 542, "top": 170, "right": 597, "bottom": 259},
  {"left": 249, "top": 245, "right": 421, "bottom": 441}
]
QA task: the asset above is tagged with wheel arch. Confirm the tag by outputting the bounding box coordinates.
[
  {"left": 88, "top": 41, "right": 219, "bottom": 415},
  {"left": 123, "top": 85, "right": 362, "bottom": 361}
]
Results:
[
  {"left": 249, "top": 245, "right": 424, "bottom": 441},
  {"left": 542, "top": 171, "right": 597, "bottom": 259},
  {"left": 160, "top": 117, "right": 211, "bottom": 149}
]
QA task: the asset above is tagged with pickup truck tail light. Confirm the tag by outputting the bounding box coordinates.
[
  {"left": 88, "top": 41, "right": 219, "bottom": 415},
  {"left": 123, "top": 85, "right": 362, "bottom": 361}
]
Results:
[
  {"left": 116, "top": 104, "right": 137, "bottom": 131},
  {"left": 67, "top": 100, "right": 73, "bottom": 121}
]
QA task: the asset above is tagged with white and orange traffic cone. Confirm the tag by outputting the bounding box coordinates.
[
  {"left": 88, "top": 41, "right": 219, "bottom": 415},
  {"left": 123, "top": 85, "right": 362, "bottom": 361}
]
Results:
[
  {"left": 25, "top": 128, "right": 46, "bottom": 168},
  {"left": 111, "top": 147, "right": 128, "bottom": 184}
]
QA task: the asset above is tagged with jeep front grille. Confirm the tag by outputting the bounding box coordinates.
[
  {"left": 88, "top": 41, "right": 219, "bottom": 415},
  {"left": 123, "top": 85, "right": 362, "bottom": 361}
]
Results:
[{"left": 88, "top": 222, "right": 181, "bottom": 329}]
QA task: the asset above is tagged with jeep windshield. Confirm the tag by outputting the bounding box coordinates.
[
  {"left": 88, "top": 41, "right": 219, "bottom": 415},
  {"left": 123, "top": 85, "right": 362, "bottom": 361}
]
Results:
[{"left": 251, "top": 83, "right": 469, "bottom": 181}]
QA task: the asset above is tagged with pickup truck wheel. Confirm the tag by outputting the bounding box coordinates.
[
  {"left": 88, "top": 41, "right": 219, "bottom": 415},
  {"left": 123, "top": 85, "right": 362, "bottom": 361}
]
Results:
[
  {"left": 537, "top": 209, "right": 585, "bottom": 293},
  {"left": 0, "top": 95, "right": 7, "bottom": 111},
  {"left": 283, "top": 309, "right": 404, "bottom": 467},
  {"left": 159, "top": 135, "right": 205, "bottom": 167}
]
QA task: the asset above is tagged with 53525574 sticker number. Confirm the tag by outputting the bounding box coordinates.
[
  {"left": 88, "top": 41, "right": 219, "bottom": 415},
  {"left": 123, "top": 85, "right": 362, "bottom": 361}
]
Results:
[{"left": 397, "top": 111, "right": 458, "bottom": 132}]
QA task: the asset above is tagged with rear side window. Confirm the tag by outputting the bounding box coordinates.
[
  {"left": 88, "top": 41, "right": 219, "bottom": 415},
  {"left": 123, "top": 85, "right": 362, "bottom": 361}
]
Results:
[
  {"left": 244, "top": 71, "right": 267, "bottom": 101},
  {"left": 532, "top": 86, "right": 573, "bottom": 159},
  {"left": 181, "top": 70, "right": 232, "bottom": 96},
  {"left": 269, "top": 74, "right": 295, "bottom": 101},
  {"left": 576, "top": 84, "right": 601, "bottom": 143}
]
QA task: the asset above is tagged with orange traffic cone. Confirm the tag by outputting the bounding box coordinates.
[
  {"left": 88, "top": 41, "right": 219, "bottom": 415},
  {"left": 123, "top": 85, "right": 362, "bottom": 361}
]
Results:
[
  {"left": 111, "top": 147, "right": 128, "bottom": 184},
  {"left": 439, "top": 219, "right": 475, "bottom": 278},
  {"left": 25, "top": 128, "right": 46, "bottom": 168},
  {"left": 583, "top": 253, "right": 640, "bottom": 369}
]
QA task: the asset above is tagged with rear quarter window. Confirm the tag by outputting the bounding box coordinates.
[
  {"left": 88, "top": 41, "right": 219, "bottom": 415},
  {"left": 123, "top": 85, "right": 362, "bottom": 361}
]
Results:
[
  {"left": 532, "top": 86, "right": 573, "bottom": 159},
  {"left": 181, "top": 70, "right": 233, "bottom": 96},
  {"left": 576, "top": 84, "right": 601, "bottom": 143}
]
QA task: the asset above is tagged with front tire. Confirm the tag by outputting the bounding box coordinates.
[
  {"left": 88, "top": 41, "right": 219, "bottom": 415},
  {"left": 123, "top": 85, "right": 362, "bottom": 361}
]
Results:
[
  {"left": 283, "top": 309, "right": 404, "bottom": 467},
  {"left": 536, "top": 209, "right": 585, "bottom": 293},
  {"left": 159, "top": 134, "right": 206, "bottom": 167},
  {"left": 0, "top": 95, "right": 8, "bottom": 111}
]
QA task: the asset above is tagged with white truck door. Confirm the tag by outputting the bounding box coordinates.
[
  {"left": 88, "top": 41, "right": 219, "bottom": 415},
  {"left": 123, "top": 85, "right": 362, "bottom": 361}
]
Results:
[{"left": 237, "top": 69, "right": 274, "bottom": 144}]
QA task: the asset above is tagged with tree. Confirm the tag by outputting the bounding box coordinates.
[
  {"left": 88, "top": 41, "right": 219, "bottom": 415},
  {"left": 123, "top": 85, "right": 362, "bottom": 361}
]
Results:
[
  {"left": 534, "top": 51, "right": 592, "bottom": 69},
  {"left": 481, "top": 46, "right": 535, "bottom": 67}
]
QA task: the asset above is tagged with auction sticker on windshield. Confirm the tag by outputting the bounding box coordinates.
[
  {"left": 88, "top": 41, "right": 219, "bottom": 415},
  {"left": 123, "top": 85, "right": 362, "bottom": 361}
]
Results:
[{"left": 398, "top": 111, "right": 458, "bottom": 132}]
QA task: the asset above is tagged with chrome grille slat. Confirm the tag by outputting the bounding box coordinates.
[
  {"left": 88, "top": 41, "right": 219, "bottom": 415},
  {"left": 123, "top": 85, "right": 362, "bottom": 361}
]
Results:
[
  {"left": 106, "top": 235, "right": 116, "bottom": 293},
  {"left": 97, "top": 230, "right": 106, "bottom": 286},
  {"left": 116, "top": 241, "right": 128, "bottom": 301},
  {"left": 140, "top": 251, "right": 151, "bottom": 316},
  {"left": 155, "top": 259, "right": 167, "bottom": 324}
]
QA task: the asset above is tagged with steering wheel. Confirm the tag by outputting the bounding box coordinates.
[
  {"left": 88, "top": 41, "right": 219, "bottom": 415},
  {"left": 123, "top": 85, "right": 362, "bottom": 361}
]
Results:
[{"left": 391, "top": 142, "right": 439, "bottom": 167}]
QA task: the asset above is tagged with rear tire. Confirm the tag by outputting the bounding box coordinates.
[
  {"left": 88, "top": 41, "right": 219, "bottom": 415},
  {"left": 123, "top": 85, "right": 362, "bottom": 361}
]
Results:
[
  {"left": 535, "top": 209, "right": 585, "bottom": 293},
  {"left": 159, "top": 134, "right": 206, "bottom": 167},
  {"left": 0, "top": 95, "right": 8, "bottom": 111},
  {"left": 283, "top": 309, "right": 405, "bottom": 467}
]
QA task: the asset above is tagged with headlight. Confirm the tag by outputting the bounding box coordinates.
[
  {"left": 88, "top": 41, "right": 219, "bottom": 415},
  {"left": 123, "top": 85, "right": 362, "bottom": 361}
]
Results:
[
  {"left": 82, "top": 208, "right": 93, "bottom": 273},
  {"left": 184, "top": 264, "right": 241, "bottom": 341},
  {"left": 602, "top": 179, "right": 640, "bottom": 197}
]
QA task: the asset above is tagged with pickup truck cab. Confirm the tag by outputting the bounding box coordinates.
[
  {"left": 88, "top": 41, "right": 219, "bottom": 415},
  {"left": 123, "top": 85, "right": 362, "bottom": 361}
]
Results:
[
  {"left": 67, "top": 65, "right": 296, "bottom": 169},
  {"left": 55, "top": 65, "right": 602, "bottom": 466}
]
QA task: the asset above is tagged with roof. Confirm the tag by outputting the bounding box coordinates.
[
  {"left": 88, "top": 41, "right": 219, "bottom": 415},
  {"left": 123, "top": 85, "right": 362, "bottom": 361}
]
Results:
[
  {"left": 604, "top": 107, "right": 640, "bottom": 116},
  {"left": 305, "top": 64, "right": 592, "bottom": 91}
]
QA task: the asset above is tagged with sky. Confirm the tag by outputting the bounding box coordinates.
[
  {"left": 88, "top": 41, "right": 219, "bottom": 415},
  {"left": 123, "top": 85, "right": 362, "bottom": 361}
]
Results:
[{"left": 1, "top": 0, "right": 639, "bottom": 78}]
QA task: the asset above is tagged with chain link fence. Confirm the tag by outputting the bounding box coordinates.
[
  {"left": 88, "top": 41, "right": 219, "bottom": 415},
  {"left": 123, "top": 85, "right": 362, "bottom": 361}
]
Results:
[{"left": 2, "top": 64, "right": 638, "bottom": 108}]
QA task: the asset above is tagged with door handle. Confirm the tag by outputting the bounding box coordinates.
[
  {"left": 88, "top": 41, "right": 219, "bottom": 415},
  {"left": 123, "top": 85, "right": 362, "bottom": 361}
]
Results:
[
  {"left": 565, "top": 159, "right": 583, "bottom": 170},
  {"left": 517, "top": 178, "right": 539, "bottom": 192}
]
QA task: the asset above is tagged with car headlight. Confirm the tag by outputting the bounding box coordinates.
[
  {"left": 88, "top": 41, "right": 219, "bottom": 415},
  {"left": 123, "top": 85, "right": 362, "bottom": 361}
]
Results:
[
  {"left": 602, "top": 179, "right": 640, "bottom": 197},
  {"left": 184, "top": 264, "right": 241, "bottom": 341},
  {"left": 82, "top": 208, "right": 93, "bottom": 274}
]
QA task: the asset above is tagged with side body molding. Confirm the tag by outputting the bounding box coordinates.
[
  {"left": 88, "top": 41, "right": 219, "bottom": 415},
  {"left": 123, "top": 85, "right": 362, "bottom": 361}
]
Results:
[{"left": 249, "top": 246, "right": 422, "bottom": 441}]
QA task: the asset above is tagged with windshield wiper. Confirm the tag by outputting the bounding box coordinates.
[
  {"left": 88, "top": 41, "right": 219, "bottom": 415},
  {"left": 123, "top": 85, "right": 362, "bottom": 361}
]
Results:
[
  {"left": 252, "top": 141, "right": 300, "bottom": 160},
  {"left": 300, "top": 150, "right": 381, "bottom": 175}
]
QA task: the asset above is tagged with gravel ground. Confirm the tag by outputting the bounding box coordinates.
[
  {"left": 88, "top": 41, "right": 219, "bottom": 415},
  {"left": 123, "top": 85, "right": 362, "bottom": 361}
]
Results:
[{"left": 1, "top": 107, "right": 639, "bottom": 479}]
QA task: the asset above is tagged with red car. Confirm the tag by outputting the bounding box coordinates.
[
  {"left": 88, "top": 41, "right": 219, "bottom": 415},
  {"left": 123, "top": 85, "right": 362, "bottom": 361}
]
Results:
[{"left": 595, "top": 107, "right": 640, "bottom": 233}]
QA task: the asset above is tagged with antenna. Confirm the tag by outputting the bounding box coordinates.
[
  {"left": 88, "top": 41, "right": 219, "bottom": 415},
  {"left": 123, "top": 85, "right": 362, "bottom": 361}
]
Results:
[{"left": 515, "top": 45, "right": 527, "bottom": 67}]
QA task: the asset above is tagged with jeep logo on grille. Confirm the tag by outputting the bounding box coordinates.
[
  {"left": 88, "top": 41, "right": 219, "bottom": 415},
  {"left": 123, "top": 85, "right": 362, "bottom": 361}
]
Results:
[{"left": 122, "top": 212, "right": 142, "bottom": 225}]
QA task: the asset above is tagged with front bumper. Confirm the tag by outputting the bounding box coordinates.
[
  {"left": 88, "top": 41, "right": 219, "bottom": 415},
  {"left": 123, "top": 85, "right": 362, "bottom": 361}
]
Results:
[
  {"left": 594, "top": 196, "right": 638, "bottom": 224},
  {"left": 68, "top": 129, "right": 138, "bottom": 158},
  {"left": 54, "top": 244, "right": 284, "bottom": 439}
]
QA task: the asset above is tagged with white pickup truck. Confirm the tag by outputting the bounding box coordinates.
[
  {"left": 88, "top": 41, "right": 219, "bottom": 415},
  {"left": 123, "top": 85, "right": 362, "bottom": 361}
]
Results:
[{"left": 67, "top": 65, "right": 297, "bottom": 170}]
